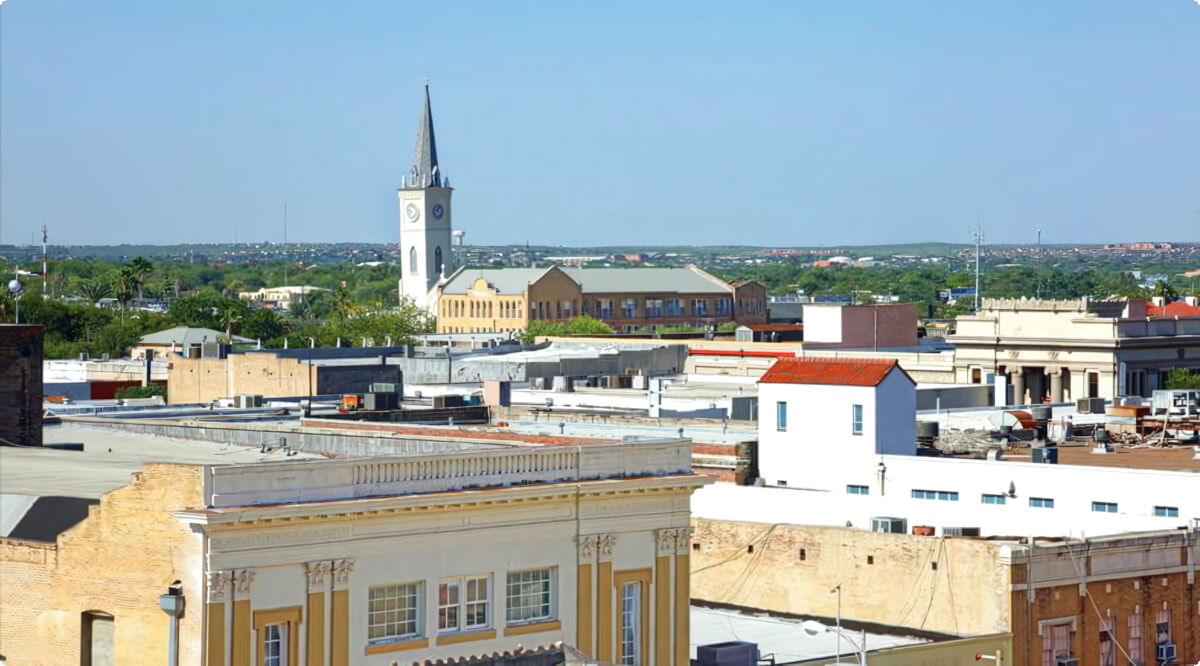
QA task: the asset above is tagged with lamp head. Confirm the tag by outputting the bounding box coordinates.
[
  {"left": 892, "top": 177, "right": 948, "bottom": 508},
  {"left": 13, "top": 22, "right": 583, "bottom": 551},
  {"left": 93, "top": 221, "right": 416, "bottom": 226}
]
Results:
[{"left": 7, "top": 279, "right": 21, "bottom": 295}]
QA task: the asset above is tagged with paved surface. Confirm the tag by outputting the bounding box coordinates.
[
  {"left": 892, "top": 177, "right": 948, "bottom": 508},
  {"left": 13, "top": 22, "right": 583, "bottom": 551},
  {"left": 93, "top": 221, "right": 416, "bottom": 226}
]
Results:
[{"left": 0, "top": 423, "right": 323, "bottom": 499}]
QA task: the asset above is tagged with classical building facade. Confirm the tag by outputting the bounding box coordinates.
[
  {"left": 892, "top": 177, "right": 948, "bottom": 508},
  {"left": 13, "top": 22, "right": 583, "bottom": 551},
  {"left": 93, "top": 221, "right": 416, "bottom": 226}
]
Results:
[
  {"left": 1, "top": 439, "right": 708, "bottom": 666},
  {"left": 949, "top": 297, "right": 1200, "bottom": 403},
  {"left": 436, "top": 265, "right": 767, "bottom": 334}
]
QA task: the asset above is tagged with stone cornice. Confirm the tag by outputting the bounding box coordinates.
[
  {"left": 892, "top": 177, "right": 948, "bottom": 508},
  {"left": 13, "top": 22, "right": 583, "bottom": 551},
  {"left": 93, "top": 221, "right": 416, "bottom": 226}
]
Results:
[{"left": 181, "top": 476, "right": 708, "bottom": 530}]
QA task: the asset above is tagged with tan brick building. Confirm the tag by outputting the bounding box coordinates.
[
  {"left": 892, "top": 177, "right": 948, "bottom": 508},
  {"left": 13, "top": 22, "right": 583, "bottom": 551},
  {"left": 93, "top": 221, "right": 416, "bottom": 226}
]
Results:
[
  {"left": 436, "top": 266, "right": 766, "bottom": 334},
  {"left": 690, "top": 518, "right": 1199, "bottom": 666}
]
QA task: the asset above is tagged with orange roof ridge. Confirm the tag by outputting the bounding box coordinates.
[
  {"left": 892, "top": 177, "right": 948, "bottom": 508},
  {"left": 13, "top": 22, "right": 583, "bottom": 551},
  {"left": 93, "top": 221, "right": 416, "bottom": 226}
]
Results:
[{"left": 758, "top": 357, "right": 903, "bottom": 387}]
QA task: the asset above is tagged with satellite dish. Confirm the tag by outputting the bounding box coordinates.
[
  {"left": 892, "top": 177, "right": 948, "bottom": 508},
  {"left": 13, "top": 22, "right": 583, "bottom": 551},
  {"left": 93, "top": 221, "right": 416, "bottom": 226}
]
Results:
[
  {"left": 7, "top": 279, "right": 22, "bottom": 295},
  {"left": 987, "top": 411, "right": 1024, "bottom": 430}
]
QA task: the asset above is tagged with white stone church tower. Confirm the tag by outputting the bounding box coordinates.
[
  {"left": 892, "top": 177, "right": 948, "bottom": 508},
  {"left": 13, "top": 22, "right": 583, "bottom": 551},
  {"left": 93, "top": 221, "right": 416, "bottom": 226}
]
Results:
[{"left": 398, "top": 85, "right": 453, "bottom": 311}]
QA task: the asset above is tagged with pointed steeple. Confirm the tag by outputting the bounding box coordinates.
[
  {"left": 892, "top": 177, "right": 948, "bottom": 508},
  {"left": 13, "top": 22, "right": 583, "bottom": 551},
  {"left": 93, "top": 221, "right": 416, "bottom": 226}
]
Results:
[{"left": 409, "top": 84, "right": 443, "bottom": 188}]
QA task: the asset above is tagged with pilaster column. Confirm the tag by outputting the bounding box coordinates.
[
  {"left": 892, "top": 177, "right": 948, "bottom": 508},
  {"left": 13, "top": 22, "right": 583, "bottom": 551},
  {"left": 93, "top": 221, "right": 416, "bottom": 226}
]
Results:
[
  {"left": 654, "top": 530, "right": 675, "bottom": 666},
  {"left": 673, "top": 528, "right": 693, "bottom": 666},
  {"left": 305, "top": 562, "right": 331, "bottom": 666},
  {"left": 596, "top": 534, "right": 616, "bottom": 663},
  {"left": 206, "top": 571, "right": 232, "bottom": 666},
  {"left": 576, "top": 535, "right": 598, "bottom": 658},
  {"left": 231, "top": 569, "right": 255, "bottom": 666},
  {"left": 1009, "top": 368, "right": 1025, "bottom": 406},
  {"left": 330, "top": 559, "right": 354, "bottom": 666},
  {"left": 1049, "top": 369, "right": 1063, "bottom": 403}
]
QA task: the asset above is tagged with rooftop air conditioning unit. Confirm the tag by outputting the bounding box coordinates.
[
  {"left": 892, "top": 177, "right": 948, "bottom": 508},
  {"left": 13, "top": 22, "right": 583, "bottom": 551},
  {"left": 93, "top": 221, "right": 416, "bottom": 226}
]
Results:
[
  {"left": 1055, "top": 657, "right": 1079, "bottom": 666},
  {"left": 1156, "top": 643, "right": 1176, "bottom": 662},
  {"left": 696, "top": 641, "right": 759, "bottom": 666},
  {"left": 943, "top": 527, "right": 982, "bottom": 537},
  {"left": 871, "top": 517, "right": 907, "bottom": 534}
]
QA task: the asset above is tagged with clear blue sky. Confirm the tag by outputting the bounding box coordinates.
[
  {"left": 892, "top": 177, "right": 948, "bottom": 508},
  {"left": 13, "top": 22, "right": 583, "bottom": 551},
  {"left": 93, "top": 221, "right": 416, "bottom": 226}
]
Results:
[{"left": 2, "top": 0, "right": 1198, "bottom": 247}]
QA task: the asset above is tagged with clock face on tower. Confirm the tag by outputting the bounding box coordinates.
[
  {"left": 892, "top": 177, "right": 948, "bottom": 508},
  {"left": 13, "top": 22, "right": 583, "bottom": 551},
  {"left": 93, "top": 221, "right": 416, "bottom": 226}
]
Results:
[
  {"left": 405, "top": 203, "right": 420, "bottom": 223},
  {"left": 432, "top": 203, "right": 444, "bottom": 219}
]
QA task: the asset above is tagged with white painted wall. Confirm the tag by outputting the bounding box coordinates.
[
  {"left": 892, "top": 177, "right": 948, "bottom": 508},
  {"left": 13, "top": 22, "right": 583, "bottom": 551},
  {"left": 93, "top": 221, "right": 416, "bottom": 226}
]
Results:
[
  {"left": 754, "top": 376, "right": 1200, "bottom": 537},
  {"left": 800, "top": 305, "right": 844, "bottom": 343},
  {"left": 757, "top": 372, "right": 915, "bottom": 488}
]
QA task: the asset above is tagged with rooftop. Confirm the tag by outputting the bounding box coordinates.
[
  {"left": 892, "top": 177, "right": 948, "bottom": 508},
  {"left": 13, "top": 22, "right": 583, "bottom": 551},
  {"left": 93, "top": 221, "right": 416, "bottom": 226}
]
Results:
[
  {"left": 137, "top": 326, "right": 255, "bottom": 347},
  {"left": 688, "top": 604, "right": 931, "bottom": 663},
  {"left": 1004, "top": 443, "right": 1200, "bottom": 472},
  {"left": 0, "top": 423, "right": 326, "bottom": 500},
  {"left": 758, "top": 357, "right": 904, "bottom": 387},
  {"left": 441, "top": 265, "right": 732, "bottom": 296}
]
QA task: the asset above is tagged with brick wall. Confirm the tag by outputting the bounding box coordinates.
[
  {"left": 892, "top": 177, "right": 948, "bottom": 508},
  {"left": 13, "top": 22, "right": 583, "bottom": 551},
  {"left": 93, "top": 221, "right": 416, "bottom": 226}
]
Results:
[
  {"left": 0, "top": 325, "right": 44, "bottom": 446},
  {"left": 690, "top": 518, "right": 1012, "bottom": 636},
  {"left": 0, "top": 463, "right": 206, "bottom": 665}
]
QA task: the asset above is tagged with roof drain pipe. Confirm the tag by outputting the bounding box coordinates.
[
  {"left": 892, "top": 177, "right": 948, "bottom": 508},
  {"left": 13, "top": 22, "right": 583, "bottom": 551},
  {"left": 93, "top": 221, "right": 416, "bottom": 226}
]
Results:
[{"left": 159, "top": 582, "right": 185, "bottom": 666}]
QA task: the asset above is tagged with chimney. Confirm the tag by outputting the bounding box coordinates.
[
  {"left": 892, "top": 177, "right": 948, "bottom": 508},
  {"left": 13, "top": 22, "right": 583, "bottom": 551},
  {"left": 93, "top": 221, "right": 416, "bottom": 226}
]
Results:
[{"left": 143, "top": 349, "right": 155, "bottom": 387}]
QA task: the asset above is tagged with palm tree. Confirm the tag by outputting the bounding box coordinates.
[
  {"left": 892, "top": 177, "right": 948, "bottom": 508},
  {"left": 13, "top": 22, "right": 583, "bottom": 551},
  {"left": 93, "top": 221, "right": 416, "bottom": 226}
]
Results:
[
  {"left": 218, "top": 307, "right": 243, "bottom": 342},
  {"left": 77, "top": 279, "right": 112, "bottom": 306},
  {"left": 127, "top": 257, "right": 153, "bottom": 300},
  {"left": 112, "top": 267, "right": 138, "bottom": 325}
]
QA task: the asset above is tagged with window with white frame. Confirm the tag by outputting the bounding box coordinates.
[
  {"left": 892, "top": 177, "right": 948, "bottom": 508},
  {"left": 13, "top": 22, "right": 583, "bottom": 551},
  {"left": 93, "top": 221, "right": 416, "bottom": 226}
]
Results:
[
  {"left": 1029, "top": 497, "right": 1054, "bottom": 509},
  {"left": 846, "top": 484, "right": 869, "bottom": 495},
  {"left": 776, "top": 402, "right": 787, "bottom": 431},
  {"left": 1041, "top": 622, "right": 1072, "bottom": 665},
  {"left": 1154, "top": 505, "right": 1179, "bottom": 517},
  {"left": 1099, "top": 617, "right": 1115, "bottom": 666},
  {"left": 851, "top": 404, "right": 863, "bottom": 435},
  {"left": 1128, "top": 613, "right": 1143, "bottom": 661},
  {"left": 1156, "top": 608, "right": 1170, "bottom": 644},
  {"left": 619, "top": 581, "right": 643, "bottom": 665},
  {"left": 1092, "top": 501, "right": 1118, "bottom": 513},
  {"left": 981, "top": 494, "right": 1006, "bottom": 505},
  {"left": 912, "top": 489, "right": 959, "bottom": 501},
  {"left": 506, "top": 568, "right": 556, "bottom": 624},
  {"left": 716, "top": 298, "right": 732, "bottom": 316},
  {"left": 368, "top": 583, "right": 422, "bottom": 642},
  {"left": 263, "top": 623, "right": 287, "bottom": 666},
  {"left": 439, "top": 576, "right": 490, "bottom": 633}
]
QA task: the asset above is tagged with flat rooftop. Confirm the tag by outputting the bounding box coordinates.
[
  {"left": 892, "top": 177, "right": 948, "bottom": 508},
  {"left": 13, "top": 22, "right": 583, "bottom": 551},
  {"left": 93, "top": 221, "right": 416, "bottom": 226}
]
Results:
[
  {"left": 689, "top": 604, "right": 930, "bottom": 663},
  {"left": 1005, "top": 444, "right": 1200, "bottom": 472},
  {"left": 0, "top": 424, "right": 325, "bottom": 500}
]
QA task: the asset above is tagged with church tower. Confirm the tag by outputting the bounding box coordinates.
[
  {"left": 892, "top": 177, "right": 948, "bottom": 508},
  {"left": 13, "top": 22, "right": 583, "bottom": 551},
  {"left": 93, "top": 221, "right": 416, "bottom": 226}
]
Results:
[{"left": 398, "top": 84, "right": 453, "bottom": 311}]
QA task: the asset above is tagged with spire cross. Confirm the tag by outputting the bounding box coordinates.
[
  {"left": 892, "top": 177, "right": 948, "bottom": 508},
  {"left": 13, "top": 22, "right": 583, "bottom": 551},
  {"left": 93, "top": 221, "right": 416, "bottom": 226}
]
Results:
[{"left": 422, "top": 75, "right": 430, "bottom": 87}]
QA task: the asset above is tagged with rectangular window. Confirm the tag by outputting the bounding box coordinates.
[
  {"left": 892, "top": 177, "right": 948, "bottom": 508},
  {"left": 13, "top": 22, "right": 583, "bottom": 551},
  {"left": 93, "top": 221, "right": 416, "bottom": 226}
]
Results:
[
  {"left": 439, "top": 576, "right": 490, "bottom": 633},
  {"left": 368, "top": 583, "right": 422, "bottom": 642},
  {"left": 776, "top": 402, "right": 787, "bottom": 431},
  {"left": 1099, "top": 618, "right": 1115, "bottom": 666},
  {"left": 846, "top": 485, "right": 869, "bottom": 495},
  {"left": 1092, "top": 501, "right": 1118, "bottom": 513},
  {"left": 912, "top": 489, "right": 959, "bottom": 501},
  {"left": 1128, "top": 614, "right": 1142, "bottom": 662},
  {"left": 645, "top": 299, "right": 663, "bottom": 319},
  {"left": 1156, "top": 608, "right": 1170, "bottom": 644},
  {"left": 1041, "top": 623, "right": 1072, "bottom": 665},
  {"left": 621, "top": 298, "right": 638, "bottom": 319},
  {"left": 263, "top": 623, "right": 287, "bottom": 666},
  {"left": 619, "top": 582, "right": 643, "bottom": 666},
  {"left": 1029, "top": 497, "right": 1055, "bottom": 508},
  {"left": 981, "top": 494, "right": 1007, "bottom": 505},
  {"left": 692, "top": 299, "right": 709, "bottom": 317},
  {"left": 506, "top": 569, "right": 555, "bottom": 624},
  {"left": 665, "top": 299, "right": 684, "bottom": 317},
  {"left": 1154, "top": 506, "right": 1179, "bottom": 518},
  {"left": 716, "top": 298, "right": 732, "bottom": 316},
  {"left": 851, "top": 404, "right": 863, "bottom": 435}
]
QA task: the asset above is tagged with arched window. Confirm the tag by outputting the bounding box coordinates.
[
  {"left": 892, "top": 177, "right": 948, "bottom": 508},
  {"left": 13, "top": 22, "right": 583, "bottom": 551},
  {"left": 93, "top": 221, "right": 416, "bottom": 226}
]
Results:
[
  {"left": 409, "top": 247, "right": 418, "bottom": 275},
  {"left": 434, "top": 247, "right": 444, "bottom": 275}
]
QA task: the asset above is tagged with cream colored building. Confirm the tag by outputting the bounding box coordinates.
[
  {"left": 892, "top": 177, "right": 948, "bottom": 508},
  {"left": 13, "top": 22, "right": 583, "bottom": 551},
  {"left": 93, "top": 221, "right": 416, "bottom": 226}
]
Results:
[
  {"left": 1, "top": 429, "right": 708, "bottom": 666},
  {"left": 237, "top": 285, "right": 329, "bottom": 311},
  {"left": 949, "top": 297, "right": 1200, "bottom": 403}
]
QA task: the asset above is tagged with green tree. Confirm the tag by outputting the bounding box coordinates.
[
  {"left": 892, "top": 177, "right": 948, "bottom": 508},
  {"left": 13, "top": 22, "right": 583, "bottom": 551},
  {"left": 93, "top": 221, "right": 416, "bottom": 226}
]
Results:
[
  {"left": 1153, "top": 280, "right": 1180, "bottom": 302},
  {"left": 127, "top": 256, "right": 154, "bottom": 300},
  {"left": 115, "top": 384, "right": 167, "bottom": 400},
  {"left": 77, "top": 279, "right": 112, "bottom": 306},
  {"left": 241, "top": 308, "right": 286, "bottom": 343},
  {"left": 519, "top": 315, "right": 613, "bottom": 343},
  {"left": 111, "top": 267, "right": 138, "bottom": 324},
  {"left": 1163, "top": 368, "right": 1200, "bottom": 390}
]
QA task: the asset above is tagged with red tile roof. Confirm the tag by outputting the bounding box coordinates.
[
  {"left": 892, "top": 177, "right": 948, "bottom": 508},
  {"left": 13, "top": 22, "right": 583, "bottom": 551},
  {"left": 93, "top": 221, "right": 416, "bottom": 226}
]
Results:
[
  {"left": 758, "top": 357, "right": 904, "bottom": 387},
  {"left": 1147, "top": 301, "right": 1200, "bottom": 317}
]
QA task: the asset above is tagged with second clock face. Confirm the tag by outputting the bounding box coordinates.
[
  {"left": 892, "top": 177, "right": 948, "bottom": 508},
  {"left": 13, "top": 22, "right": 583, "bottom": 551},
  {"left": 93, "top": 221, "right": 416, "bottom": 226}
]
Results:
[
  {"left": 432, "top": 203, "right": 444, "bottom": 219},
  {"left": 405, "top": 203, "right": 420, "bottom": 223}
]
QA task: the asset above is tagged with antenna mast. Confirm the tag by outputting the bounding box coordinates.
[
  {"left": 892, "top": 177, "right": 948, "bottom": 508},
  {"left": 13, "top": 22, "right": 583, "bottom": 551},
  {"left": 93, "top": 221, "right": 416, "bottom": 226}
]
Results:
[
  {"left": 970, "top": 224, "right": 985, "bottom": 313},
  {"left": 41, "top": 224, "right": 48, "bottom": 298},
  {"left": 283, "top": 202, "right": 289, "bottom": 288}
]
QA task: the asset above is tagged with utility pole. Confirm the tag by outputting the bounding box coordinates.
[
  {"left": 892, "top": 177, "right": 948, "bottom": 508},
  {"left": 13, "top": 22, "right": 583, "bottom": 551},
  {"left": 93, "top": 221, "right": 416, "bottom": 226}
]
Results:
[
  {"left": 41, "top": 224, "right": 48, "bottom": 298},
  {"left": 970, "top": 224, "right": 985, "bottom": 313}
]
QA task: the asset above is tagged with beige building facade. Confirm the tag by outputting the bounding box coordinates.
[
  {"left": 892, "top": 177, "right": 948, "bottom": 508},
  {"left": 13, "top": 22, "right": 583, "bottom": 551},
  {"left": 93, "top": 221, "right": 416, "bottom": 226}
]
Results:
[
  {"left": 2, "top": 440, "right": 709, "bottom": 666},
  {"left": 691, "top": 518, "right": 1199, "bottom": 666},
  {"left": 437, "top": 266, "right": 767, "bottom": 334},
  {"left": 949, "top": 297, "right": 1200, "bottom": 403}
]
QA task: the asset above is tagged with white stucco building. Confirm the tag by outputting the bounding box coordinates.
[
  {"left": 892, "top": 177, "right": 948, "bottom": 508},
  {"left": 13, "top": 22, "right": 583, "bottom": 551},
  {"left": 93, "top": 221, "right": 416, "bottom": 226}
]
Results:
[{"left": 750, "top": 357, "right": 1200, "bottom": 538}]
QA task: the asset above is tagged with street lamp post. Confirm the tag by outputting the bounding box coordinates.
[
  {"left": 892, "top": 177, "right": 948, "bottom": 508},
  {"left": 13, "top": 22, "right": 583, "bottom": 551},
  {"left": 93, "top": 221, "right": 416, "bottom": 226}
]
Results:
[
  {"left": 802, "top": 619, "right": 867, "bottom": 666},
  {"left": 8, "top": 278, "right": 23, "bottom": 323}
]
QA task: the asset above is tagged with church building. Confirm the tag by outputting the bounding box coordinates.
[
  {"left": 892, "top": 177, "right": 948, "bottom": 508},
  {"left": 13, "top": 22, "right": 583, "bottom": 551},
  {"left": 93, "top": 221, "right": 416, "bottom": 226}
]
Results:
[{"left": 396, "top": 87, "right": 767, "bottom": 333}]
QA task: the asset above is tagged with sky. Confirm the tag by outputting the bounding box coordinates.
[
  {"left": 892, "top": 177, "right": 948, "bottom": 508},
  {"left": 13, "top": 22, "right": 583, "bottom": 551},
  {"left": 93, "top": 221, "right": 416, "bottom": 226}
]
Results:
[{"left": 1, "top": 0, "right": 1198, "bottom": 248}]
